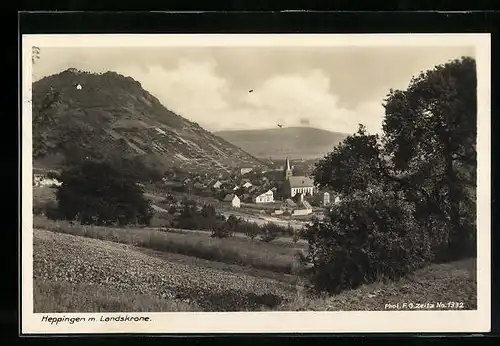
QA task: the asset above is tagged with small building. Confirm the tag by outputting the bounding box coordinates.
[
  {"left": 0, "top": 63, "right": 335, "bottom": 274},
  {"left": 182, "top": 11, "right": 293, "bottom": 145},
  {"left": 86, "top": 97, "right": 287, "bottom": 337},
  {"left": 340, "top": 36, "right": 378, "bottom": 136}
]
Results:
[
  {"left": 281, "top": 198, "right": 297, "bottom": 213},
  {"left": 223, "top": 193, "right": 241, "bottom": 208},
  {"left": 292, "top": 200, "right": 313, "bottom": 216},
  {"left": 231, "top": 195, "right": 241, "bottom": 208},
  {"left": 240, "top": 167, "right": 253, "bottom": 175},
  {"left": 323, "top": 192, "right": 330, "bottom": 206},
  {"left": 253, "top": 189, "right": 274, "bottom": 204},
  {"left": 242, "top": 181, "right": 253, "bottom": 189},
  {"left": 212, "top": 180, "right": 222, "bottom": 189}
]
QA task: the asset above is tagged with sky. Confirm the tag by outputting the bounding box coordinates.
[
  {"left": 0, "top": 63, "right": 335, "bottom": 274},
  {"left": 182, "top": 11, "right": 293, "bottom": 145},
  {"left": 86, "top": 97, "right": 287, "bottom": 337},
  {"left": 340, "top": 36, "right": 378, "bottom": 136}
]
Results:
[{"left": 32, "top": 45, "right": 475, "bottom": 135}]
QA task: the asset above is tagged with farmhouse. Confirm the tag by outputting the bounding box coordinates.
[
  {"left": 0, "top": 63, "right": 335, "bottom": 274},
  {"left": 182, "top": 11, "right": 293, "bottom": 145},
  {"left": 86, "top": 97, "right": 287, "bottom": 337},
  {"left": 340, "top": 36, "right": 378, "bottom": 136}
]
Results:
[{"left": 253, "top": 189, "right": 274, "bottom": 204}]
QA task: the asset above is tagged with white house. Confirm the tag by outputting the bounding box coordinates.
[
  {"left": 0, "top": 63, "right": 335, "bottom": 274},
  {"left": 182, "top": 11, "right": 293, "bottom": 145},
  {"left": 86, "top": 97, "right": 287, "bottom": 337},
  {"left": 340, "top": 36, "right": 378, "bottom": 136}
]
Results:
[
  {"left": 286, "top": 176, "right": 315, "bottom": 197},
  {"left": 253, "top": 189, "right": 274, "bottom": 204},
  {"left": 231, "top": 195, "right": 241, "bottom": 208},
  {"left": 240, "top": 167, "right": 253, "bottom": 175},
  {"left": 242, "top": 181, "right": 253, "bottom": 189},
  {"left": 223, "top": 193, "right": 240, "bottom": 208},
  {"left": 212, "top": 180, "right": 222, "bottom": 189}
]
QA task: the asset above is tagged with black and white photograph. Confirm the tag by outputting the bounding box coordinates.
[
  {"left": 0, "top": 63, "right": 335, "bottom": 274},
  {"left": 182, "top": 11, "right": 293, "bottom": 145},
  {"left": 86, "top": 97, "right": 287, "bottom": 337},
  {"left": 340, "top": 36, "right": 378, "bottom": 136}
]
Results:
[{"left": 21, "top": 34, "right": 491, "bottom": 334}]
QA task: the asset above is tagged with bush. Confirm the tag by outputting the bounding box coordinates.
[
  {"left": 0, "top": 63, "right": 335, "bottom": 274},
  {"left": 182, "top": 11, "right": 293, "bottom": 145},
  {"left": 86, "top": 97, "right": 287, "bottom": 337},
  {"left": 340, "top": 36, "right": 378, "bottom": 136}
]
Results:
[
  {"left": 259, "top": 223, "right": 283, "bottom": 243},
  {"left": 300, "top": 185, "right": 434, "bottom": 294},
  {"left": 243, "top": 222, "right": 261, "bottom": 240},
  {"left": 211, "top": 227, "right": 233, "bottom": 239}
]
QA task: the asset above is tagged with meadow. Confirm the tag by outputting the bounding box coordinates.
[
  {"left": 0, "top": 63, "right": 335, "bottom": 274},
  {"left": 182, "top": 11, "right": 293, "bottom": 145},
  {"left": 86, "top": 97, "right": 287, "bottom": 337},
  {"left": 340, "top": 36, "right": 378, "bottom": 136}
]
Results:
[
  {"left": 33, "top": 216, "right": 305, "bottom": 276},
  {"left": 33, "top": 227, "right": 477, "bottom": 312}
]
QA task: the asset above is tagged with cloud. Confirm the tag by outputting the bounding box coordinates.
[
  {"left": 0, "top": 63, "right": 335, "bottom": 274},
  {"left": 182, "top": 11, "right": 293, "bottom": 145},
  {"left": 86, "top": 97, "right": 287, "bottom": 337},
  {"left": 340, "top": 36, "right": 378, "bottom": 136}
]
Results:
[{"left": 32, "top": 45, "right": 474, "bottom": 135}]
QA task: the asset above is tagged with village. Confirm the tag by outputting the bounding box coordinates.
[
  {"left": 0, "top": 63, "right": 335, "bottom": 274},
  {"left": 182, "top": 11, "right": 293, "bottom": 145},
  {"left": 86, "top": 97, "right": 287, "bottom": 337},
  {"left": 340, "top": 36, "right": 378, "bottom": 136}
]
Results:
[
  {"left": 33, "top": 157, "right": 339, "bottom": 233},
  {"left": 152, "top": 157, "right": 341, "bottom": 229}
]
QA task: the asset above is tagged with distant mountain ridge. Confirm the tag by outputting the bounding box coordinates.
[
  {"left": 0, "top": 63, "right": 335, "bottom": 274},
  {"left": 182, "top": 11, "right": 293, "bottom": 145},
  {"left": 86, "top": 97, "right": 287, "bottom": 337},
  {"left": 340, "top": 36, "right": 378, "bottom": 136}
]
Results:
[
  {"left": 32, "top": 68, "right": 266, "bottom": 173},
  {"left": 214, "top": 127, "right": 349, "bottom": 160}
]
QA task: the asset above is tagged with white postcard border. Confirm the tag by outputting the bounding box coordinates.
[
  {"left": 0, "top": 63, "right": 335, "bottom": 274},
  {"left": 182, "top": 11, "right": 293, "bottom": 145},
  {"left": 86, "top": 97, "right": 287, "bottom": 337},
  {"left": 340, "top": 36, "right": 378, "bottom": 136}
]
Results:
[{"left": 21, "top": 33, "right": 491, "bottom": 334}]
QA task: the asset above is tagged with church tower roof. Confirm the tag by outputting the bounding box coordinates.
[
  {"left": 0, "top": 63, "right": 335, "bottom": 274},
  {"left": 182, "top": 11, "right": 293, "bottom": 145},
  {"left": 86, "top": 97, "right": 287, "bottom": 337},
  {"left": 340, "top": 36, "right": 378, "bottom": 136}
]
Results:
[{"left": 284, "top": 157, "right": 292, "bottom": 181}]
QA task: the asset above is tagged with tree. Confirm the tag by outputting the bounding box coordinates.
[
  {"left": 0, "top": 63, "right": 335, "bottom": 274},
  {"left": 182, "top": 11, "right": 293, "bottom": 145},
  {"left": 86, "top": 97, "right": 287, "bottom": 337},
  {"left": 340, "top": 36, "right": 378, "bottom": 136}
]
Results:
[
  {"left": 382, "top": 56, "right": 477, "bottom": 258},
  {"left": 55, "top": 161, "right": 153, "bottom": 226},
  {"left": 313, "top": 57, "right": 476, "bottom": 260},
  {"left": 314, "top": 125, "right": 386, "bottom": 196},
  {"left": 301, "top": 185, "right": 433, "bottom": 293}
]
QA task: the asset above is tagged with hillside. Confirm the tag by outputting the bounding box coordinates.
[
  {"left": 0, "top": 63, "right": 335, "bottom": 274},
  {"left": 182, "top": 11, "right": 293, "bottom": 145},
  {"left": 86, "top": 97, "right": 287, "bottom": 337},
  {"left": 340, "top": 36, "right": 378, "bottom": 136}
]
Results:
[
  {"left": 33, "top": 226, "right": 477, "bottom": 312},
  {"left": 32, "top": 68, "right": 265, "bottom": 173},
  {"left": 214, "top": 127, "right": 349, "bottom": 160}
]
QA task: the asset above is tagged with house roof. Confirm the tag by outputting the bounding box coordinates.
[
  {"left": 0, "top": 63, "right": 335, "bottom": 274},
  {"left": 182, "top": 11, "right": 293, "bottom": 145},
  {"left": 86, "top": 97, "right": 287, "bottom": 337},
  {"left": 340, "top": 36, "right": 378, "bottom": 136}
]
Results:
[
  {"left": 284, "top": 199, "right": 296, "bottom": 207},
  {"left": 288, "top": 176, "right": 314, "bottom": 188},
  {"left": 254, "top": 189, "right": 273, "bottom": 197},
  {"left": 223, "top": 193, "right": 236, "bottom": 201},
  {"left": 301, "top": 200, "right": 313, "bottom": 210}
]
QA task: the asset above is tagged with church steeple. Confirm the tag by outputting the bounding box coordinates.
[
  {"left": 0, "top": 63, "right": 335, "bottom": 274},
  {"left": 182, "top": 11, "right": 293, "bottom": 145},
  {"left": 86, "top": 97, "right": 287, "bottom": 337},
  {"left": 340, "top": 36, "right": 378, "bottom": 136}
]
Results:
[{"left": 284, "top": 157, "right": 292, "bottom": 181}]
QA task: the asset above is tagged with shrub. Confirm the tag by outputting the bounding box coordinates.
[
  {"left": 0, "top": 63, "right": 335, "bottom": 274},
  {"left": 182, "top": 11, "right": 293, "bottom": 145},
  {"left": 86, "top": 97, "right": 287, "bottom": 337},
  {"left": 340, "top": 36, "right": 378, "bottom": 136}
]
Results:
[
  {"left": 211, "top": 227, "right": 233, "bottom": 239},
  {"left": 243, "top": 222, "right": 261, "bottom": 240},
  {"left": 300, "top": 185, "right": 434, "bottom": 294},
  {"left": 259, "top": 223, "right": 282, "bottom": 243}
]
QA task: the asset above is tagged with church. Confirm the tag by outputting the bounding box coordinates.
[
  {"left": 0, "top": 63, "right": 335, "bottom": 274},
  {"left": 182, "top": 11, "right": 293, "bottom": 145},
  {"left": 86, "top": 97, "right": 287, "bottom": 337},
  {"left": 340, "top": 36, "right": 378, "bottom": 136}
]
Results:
[{"left": 282, "top": 158, "right": 315, "bottom": 199}]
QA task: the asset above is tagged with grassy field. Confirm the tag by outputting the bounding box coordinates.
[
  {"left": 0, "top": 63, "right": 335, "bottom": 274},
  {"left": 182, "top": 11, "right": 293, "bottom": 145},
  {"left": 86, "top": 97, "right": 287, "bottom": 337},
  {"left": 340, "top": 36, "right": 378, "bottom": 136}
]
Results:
[
  {"left": 33, "top": 229, "right": 299, "bottom": 312},
  {"left": 33, "top": 228, "right": 477, "bottom": 312},
  {"left": 279, "top": 258, "right": 477, "bottom": 311},
  {"left": 33, "top": 216, "right": 304, "bottom": 275},
  {"left": 34, "top": 279, "right": 201, "bottom": 312}
]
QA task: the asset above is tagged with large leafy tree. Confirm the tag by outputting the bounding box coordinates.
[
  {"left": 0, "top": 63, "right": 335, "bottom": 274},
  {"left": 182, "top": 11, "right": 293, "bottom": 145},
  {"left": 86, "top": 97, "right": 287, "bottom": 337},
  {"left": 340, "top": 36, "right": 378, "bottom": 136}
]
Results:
[
  {"left": 314, "top": 125, "right": 386, "bottom": 196},
  {"left": 55, "top": 161, "right": 153, "bottom": 226},
  {"left": 382, "top": 57, "right": 477, "bottom": 257}
]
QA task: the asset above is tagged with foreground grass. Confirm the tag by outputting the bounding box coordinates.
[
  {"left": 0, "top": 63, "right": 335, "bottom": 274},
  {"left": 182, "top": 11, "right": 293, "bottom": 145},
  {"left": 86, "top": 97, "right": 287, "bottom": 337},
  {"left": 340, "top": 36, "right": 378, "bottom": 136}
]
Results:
[
  {"left": 34, "top": 229, "right": 297, "bottom": 312},
  {"left": 34, "top": 216, "right": 303, "bottom": 276},
  {"left": 34, "top": 279, "right": 200, "bottom": 313},
  {"left": 33, "top": 227, "right": 477, "bottom": 312},
  {"left": 278, "top": 258, "right": 477, "bottom": 311}
]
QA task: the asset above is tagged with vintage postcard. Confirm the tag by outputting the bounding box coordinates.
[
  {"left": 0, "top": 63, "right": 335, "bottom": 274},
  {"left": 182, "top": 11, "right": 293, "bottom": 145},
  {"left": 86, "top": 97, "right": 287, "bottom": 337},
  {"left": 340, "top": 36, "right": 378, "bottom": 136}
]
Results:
[{"left": 21, "top": 33, "right": 491, "bottom": 334}]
